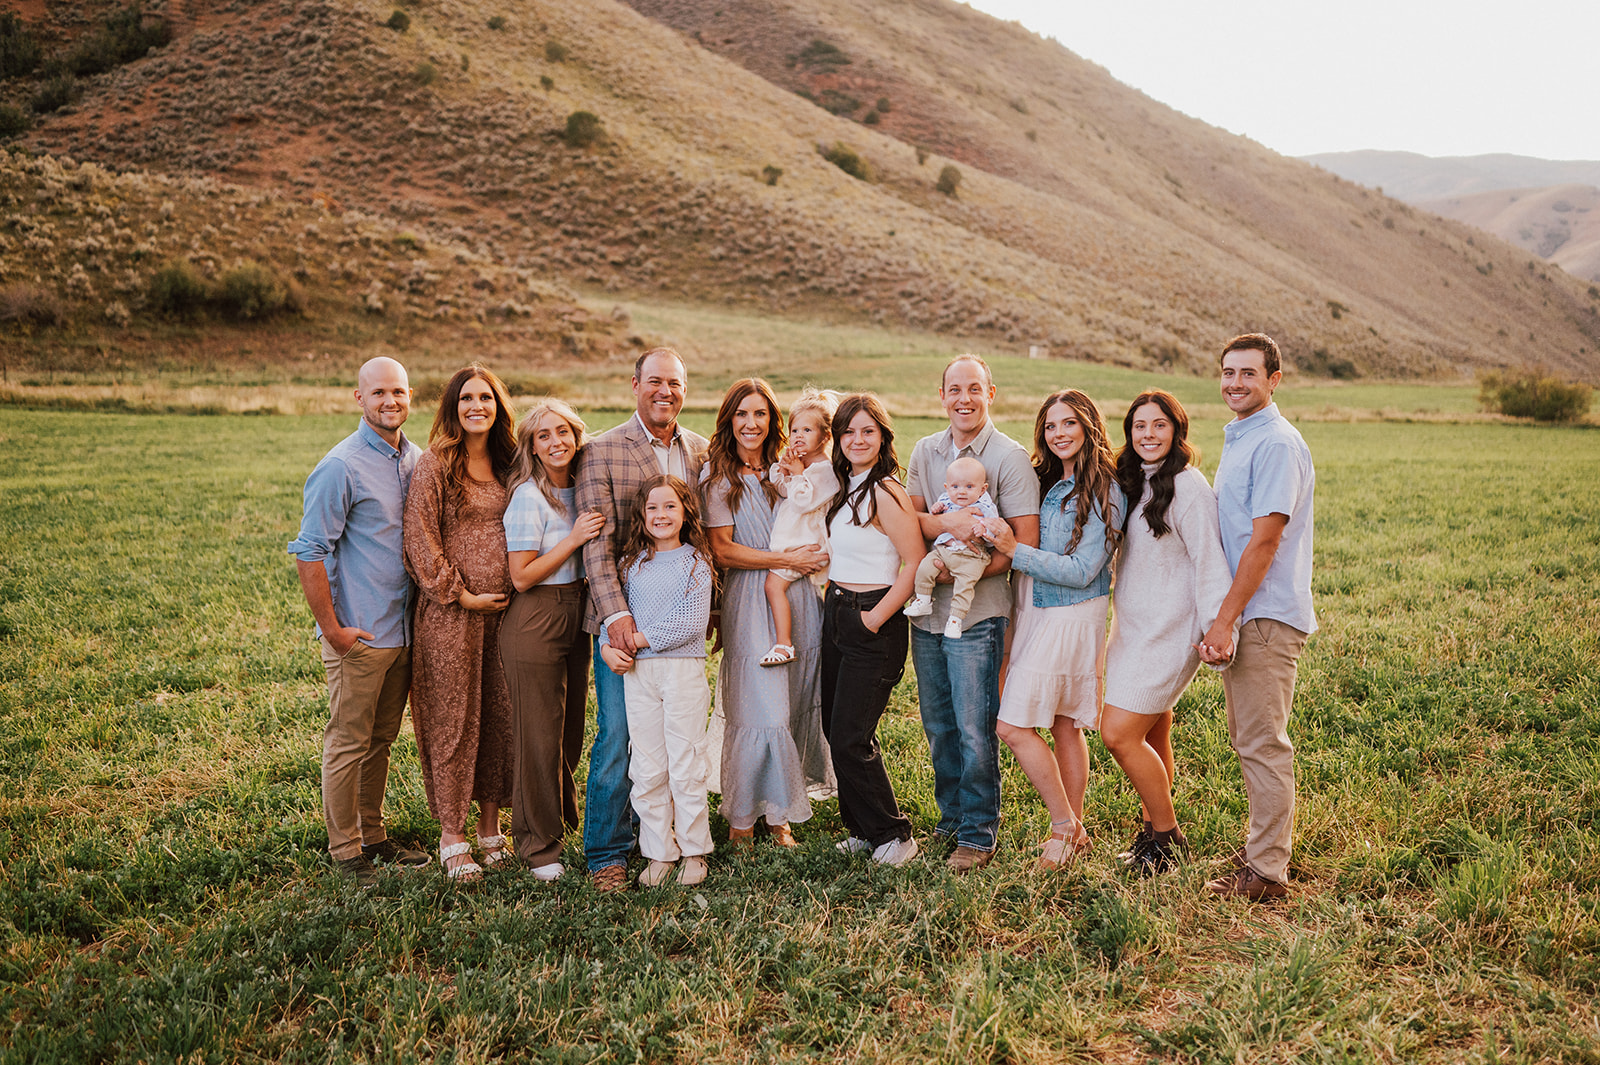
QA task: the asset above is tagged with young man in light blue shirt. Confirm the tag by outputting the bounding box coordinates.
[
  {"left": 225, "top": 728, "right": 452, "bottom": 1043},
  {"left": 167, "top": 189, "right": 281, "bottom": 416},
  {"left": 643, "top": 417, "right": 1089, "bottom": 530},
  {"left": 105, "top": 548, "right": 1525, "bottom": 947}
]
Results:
[
  {"left": 288, "top": 356, "right": 430, "bottom": 888},
  {"left": 1198, "top": 334, "right": 1317, "bottom": 901}
]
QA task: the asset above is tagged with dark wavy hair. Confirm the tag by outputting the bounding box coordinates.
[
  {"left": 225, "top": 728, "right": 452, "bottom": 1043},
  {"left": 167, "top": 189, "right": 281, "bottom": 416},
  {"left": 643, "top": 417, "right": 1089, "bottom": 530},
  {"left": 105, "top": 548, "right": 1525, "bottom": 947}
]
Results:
[
  {"left": 826, "top": 392, "right": 900, "bottom": 528},
  {"left": 1115, "top": 389, "right": 1198, "bottom": 539},
  {"left": 615, "top": 474, "right": 718, "bottom": 595},
  {"left": 705, "top": 378, "right": 784, "bottom": 515},
  {"left": 1031, "top": 389, "right": 1121, "bottom": 555},
  {"left": 428, "top": 364, "right": 517, "bottom": 498}
]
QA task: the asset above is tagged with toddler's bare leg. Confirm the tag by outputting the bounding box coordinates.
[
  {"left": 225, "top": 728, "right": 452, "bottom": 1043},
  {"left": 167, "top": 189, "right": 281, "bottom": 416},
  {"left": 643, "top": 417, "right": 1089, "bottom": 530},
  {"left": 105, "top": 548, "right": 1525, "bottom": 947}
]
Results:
[{"left": 765, "top": 571, "right": 795, "bottom": 648}]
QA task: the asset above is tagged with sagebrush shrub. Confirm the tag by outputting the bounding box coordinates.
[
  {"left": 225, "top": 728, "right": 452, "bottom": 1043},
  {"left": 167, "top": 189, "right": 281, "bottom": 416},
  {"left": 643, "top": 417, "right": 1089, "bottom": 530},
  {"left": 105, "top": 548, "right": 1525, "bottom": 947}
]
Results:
[
  {"left": 761, "top": 165, "right": 783, "bottom": 186},
  {"left": 545, "top": 41, "right": 567, "bottom": 62},
  {"left": 0, "top": 102, "right": 30, "bottom": 138},
  {"left": 936, "top": 164, "right": 961, "bottom": 196},
  {"left": 413, "top": 61, "right": 437, "bottom": 86},
  {"left": 563, "top": 110, "right": 603, "bottom": 148},
  {"left": 68, "top": 4, "right": 170, "bottom": 76},
  {"left": 31, "top": 72, "right": 77, "bottom": 114},
  {"left": 147, "top": 259, "right": 211, "bottom": 318},
  {"left": 1478, "top": 369, "right": 1592, "bottom": 422},
  {"left": 216, "top": 262, "right": 291, "bottom": 320},
  {"left": 0, "top": 283, "right": 64, "bottom": 326},
  {"left": 384, "top": 9, "right": 410, "bottom": 31},
  {"left": 487, "top": 15, "right": 507, "bottom": 30},
  {"left": 822, "top": 142, "right": 869, "bottom": 181},
  {"left": 0, "top": 11, "right": 41, "bottom": 79}
]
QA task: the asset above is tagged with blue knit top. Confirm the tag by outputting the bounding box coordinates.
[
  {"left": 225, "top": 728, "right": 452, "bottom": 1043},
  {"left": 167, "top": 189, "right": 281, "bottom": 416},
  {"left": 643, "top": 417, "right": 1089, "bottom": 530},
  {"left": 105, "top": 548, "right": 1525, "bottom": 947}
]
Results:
[{"left": 600, "top": 544, "right": 713, "bottom": 659}]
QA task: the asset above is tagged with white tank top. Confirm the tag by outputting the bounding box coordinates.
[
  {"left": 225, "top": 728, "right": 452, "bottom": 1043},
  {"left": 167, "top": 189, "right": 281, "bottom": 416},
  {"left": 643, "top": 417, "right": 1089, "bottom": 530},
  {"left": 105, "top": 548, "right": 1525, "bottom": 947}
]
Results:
[{"left": 827, "top": 473, "right": 902, "bottom": 585}]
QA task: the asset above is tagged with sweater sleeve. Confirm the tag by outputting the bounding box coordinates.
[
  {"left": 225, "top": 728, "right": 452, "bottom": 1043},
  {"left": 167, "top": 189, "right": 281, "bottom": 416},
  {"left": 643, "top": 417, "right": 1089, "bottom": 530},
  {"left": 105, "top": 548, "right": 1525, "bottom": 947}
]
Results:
[
  {"left": 402, "top": 453, "right": 467, "bottom": 606},
  {"left": 638, "top": 555, "right": 714, "bottom": 655},
  {"left": 787, "top": 462, "right": 839, "bottom": 515},
  {"left": 1010, "top": 491, "right": 1116, "bottom": 589},
  {"left": 1173, "top": 471, "right": 1234, "bottom": 634}
]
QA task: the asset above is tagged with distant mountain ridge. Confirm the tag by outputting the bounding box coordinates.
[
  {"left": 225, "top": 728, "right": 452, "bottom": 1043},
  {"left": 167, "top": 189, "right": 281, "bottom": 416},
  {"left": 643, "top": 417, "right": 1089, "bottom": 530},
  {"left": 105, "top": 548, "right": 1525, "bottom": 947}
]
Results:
[
  {"left": 1301, "top": 150, "right": 1600, "bottom": 202},
  {"left": 4, "top": 0, "right": 1599, "bottom": 381}
]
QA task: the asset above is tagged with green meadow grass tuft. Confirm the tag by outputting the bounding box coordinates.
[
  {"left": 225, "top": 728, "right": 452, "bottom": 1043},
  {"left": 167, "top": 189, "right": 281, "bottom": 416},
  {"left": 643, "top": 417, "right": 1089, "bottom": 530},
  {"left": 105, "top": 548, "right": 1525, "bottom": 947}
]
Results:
[{"left": 0, "top": 408, "right": 1596, "bottom": 1062}]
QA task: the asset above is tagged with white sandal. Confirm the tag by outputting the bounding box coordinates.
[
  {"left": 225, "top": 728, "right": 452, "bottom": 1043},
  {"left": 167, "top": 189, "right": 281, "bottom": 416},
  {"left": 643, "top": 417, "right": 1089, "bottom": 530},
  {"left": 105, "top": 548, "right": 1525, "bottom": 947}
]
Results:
[
  {"left": 439, "top": 840, "right": 483, "bottom": 881},
  {"left": 759, "top": 643, "right": 795, "bottom": 667},
  {"left": 478, "top": 834, "right": 514, "bottom": 867}
]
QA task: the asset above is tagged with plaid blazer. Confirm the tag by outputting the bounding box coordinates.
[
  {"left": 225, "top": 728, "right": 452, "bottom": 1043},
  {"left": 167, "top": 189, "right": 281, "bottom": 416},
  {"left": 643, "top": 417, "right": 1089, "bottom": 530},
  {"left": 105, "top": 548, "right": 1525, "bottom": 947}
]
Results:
[{"left": 577, "top": 414, "right": 709, "bottom": 634}]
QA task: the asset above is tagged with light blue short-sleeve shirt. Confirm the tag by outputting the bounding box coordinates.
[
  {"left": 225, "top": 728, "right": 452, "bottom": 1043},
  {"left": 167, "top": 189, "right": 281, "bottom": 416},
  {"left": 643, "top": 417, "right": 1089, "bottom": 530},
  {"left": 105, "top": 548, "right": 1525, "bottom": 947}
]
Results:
[
  {"left": 1213, "top": 403, "right": 1317, "bottom": 635},
  {"left": 503, "top": 482, "right": 583, "bottom": 585}
]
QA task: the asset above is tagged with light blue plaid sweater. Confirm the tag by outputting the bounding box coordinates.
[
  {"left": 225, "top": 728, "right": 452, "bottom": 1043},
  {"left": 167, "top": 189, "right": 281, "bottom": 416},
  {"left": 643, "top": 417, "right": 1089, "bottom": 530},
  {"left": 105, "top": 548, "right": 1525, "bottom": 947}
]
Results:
[{"left": 599, "top": 544, "right": 713, "bottom": 659}]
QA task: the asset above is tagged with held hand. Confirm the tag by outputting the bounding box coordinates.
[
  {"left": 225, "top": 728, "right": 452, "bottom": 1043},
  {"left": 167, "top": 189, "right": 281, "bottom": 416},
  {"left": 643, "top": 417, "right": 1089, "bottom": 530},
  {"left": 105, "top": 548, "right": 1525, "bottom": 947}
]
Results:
[
  {"left": 599, "top": 643, "right": 634, "bottom": 674},
  {"left": 985, "top": 517, "right": 1017, "bottom": 556},
  {"left": 932, "top": 557, "right": 954, "bottom": 585},
  {"left": 1194, "top": 619, "right": 1235, "bottom": 664},
  {"left": 570, "top": 509, "right": 606, "bottom": 545},
  {"left": 783, "top": 544, "right": 829, "bottom": 576},
  {"left": 630, "top": 629, "right": 652, "bottom": 652},
  {"left": 606, "top": 616, "right": 639, "bottom": 653},
  {"left": 946, "top": 506, "right": 986, "bottom": 542},
  {"left": 326, "top": 625, "right": 374, "bottom": 657},
  {"left": 459, "top": 590, "right": 509, "bottom": 613}
]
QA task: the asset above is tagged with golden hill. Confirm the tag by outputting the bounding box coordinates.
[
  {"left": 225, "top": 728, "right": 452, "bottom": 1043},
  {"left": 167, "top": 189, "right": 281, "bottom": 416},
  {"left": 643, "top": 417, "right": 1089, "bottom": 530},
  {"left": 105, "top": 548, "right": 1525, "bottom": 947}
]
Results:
[
  {"left": 6, "top": 0, "right": 1600, "bottom": 381},
  {"left": 1419, "top": 185, "right": 1600, "bottom": 285}
]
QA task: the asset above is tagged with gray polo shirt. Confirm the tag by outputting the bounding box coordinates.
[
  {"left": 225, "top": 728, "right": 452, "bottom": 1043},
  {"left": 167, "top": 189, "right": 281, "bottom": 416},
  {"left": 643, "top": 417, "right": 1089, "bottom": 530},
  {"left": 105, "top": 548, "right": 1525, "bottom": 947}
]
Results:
[
  {"left": 287, "top": 419, "right": 421, "bottom": 648},
  {"left": 906, "top": 420, "right": 1039, "bottom": 631}
]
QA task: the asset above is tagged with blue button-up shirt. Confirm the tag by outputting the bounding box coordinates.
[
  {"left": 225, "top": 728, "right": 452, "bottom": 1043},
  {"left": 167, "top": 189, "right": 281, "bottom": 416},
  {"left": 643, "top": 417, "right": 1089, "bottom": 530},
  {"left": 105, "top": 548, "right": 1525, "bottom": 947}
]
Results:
[
  {"left": 287, "top": 419, "right": 422, "bottom": 648},
  {"left": 1011, "top": 476, "right": 1123, "bottom": 608},
  {"left": 1213, "top": 403, "right": 1317, "bottom": 635}
]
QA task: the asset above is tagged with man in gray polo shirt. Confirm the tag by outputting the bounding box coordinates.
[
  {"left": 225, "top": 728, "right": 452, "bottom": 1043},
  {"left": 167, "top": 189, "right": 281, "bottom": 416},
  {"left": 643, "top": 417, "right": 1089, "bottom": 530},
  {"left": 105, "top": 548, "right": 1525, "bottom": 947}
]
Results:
[
  {"left": 906, "top": 355, "right": 1040, "bottom": 874},
  {"left": 1197, "top": 333, "right": 1317, "bottom": 901},
  {"left": 288, "top": 356, "right": 431, "bottom": 888}
]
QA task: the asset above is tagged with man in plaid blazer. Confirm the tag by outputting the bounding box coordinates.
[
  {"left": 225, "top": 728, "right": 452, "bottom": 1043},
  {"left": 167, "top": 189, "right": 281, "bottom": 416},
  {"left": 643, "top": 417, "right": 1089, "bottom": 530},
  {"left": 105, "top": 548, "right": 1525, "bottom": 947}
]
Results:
[{"left": 577, "top": 347, "right": 709, "bottom": 890}]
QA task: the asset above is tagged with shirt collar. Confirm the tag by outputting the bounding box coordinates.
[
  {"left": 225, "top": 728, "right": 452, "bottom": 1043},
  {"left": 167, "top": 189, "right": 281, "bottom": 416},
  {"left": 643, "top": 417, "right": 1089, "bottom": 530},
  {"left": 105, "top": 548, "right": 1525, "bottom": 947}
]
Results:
[
  {"left": 356, "top": 418, "right": 404, "bottom": 458},
  {"left": 1224, "top": 402, "right": 1281, "bottom": 440},
  {"left": 939, "top": 418, "right": 996, "bottom": 458},
  {"left": 632, "top": 411, "right": 681, "bottom": 449}
]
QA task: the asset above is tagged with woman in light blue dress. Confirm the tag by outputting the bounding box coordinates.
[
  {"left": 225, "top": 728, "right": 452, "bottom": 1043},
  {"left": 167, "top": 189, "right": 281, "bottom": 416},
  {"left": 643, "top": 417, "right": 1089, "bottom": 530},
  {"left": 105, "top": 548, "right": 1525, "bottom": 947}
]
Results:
[{"left": 702, "top": 379, "right": 834, "bottom": 847}]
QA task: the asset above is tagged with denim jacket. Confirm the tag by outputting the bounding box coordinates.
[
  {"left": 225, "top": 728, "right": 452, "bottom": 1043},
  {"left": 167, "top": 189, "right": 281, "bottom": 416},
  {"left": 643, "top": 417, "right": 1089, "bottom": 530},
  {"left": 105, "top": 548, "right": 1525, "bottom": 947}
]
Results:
[{"left": 1011, "top": 476, "right": 1122, "bottom": 608}]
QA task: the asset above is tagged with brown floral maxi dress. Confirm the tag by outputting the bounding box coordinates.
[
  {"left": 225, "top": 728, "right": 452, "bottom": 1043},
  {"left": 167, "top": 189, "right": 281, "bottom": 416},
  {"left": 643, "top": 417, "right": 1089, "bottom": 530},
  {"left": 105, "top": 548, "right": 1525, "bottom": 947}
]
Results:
[{"left": 402, "top": 450, "right": 515, "bottom": 833}]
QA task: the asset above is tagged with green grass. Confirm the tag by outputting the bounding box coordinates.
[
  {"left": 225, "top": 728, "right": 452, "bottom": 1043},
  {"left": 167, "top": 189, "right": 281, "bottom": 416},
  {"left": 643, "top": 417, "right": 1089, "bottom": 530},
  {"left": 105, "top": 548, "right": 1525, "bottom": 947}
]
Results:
[{"left": 1, "top": 408, "right": 1597, "bottom": 1062}]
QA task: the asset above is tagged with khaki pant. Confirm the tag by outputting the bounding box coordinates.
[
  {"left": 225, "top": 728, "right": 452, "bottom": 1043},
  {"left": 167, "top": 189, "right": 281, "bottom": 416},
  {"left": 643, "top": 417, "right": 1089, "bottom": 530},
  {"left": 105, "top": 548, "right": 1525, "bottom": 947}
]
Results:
[
  {"left": 914, "top": 543, "right": 990, "bottom": 621},
  {"left": 1221, "top": 618, "right": 1308, "bottom": 884},
  {"left": 624, "top": 657, "right": 713, "bottom": 862},
  {"left": 320, "top": 639, "right": 411, "bottom": 861}
]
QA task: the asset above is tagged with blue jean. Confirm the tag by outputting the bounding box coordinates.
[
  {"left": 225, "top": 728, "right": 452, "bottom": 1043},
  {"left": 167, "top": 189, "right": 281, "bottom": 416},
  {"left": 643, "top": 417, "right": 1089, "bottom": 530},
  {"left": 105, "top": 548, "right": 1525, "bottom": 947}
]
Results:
[
  {"left": 582, "top": 635, "right": 635, "bottom": 871},
  {"left": 911, "top": 616, "right": 1007, "bottom": 851}
]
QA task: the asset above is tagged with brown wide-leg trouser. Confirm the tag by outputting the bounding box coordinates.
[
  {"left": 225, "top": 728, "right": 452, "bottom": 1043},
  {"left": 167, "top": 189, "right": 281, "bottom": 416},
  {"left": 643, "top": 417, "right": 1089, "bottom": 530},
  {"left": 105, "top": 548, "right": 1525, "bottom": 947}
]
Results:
[
  {"left": 1221, "top": 617, "right": 1309, "bottom": 884},
  {"left": 500, "top": 582, "right": 589, "bottom": 868},
  {"left": 320, "top": 639, "right": 411, "bottom": 861}
]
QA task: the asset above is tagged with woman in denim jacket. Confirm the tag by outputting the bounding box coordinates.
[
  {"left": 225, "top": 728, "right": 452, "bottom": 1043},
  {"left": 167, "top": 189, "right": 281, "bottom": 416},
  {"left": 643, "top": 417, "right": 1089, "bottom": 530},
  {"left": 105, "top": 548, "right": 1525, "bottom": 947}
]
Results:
[{"left": 986, "top": 390, "right": 1123, "bottom": 870}]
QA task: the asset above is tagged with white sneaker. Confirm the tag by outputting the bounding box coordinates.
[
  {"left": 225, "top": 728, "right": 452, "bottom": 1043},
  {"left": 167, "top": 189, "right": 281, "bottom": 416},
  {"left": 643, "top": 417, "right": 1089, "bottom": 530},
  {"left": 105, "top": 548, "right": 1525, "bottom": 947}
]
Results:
[
  {"left": 836, "top": 836, "right": 873, "bottom": 855},
  {"left": 944, "top": 616, "right": 964, "bottom": 640},
  {"left": 871, "top": 836, "right": 920, "bottom": 866},
  {"left": 639, "top": 859, "right": 675, "bottom": 887},
  {"left": 903, "top": 595, "right": 933, "bottom": 618},
  {"left": 529, "top": 862, "right": 563, "bottom": 882}
]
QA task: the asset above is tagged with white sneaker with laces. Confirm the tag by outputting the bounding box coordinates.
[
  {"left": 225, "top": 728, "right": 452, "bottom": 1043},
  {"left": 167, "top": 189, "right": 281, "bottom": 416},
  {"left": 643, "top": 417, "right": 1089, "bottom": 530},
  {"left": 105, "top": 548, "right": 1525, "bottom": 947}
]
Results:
[
  {"left": 871, "top": 836, "right": 920, "bottom": 866},
  {"left": 944, "top": 616, "right": 964, "bottom": 640},
  {"left": 530, "top": 862, "right": 563, "bottom": 882},
  {"left": 903, "top": 595, "right": 933, "bottom": 618},
  {"left": 835, "top": 836, "right": 873, "bottom": 855}
]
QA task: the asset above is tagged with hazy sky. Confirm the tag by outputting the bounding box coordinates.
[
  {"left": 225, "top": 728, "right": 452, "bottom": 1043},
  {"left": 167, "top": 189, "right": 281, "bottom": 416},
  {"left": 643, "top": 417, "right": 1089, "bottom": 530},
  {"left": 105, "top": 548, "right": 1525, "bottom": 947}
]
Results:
[{"left": 963, "top": 1, "right": 1600, "bottom": 161}]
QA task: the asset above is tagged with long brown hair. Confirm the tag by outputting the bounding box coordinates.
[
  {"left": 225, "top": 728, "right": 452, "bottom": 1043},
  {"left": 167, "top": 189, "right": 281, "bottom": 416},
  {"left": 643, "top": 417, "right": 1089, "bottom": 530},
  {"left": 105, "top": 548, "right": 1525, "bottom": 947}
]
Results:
[
  {"left": 705, "top": 379, "right": 784, "bottom": 514},
  {"left": 615, "top": 474, "right": 718, "bottom": 594},
  {"left": 508, "top": 397, "right": 587, "bottom": 514},
  {"left": 1116, "top": 389, "right": 1198, "bottom": 539},
  {"left": 827, "top": 392, "right": 901, "bottom": 528},
  {"left": 428, "top": 365, "right": 517, "bottom": 497},
  {"left": 1031, "top": 389, "right": 1121, "bottom": 555}
]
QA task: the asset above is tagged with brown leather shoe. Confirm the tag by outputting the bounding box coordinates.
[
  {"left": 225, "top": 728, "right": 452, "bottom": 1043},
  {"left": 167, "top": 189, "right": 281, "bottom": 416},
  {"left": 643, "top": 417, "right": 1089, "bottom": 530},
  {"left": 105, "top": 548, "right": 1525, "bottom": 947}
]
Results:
[
  {"left": 727, "top": 825, "right": 755, "bottom": 851},
  {"left": 947, "top": 844, "right": 995, "bottom": 875},
  {"left": 1206, "top": 865, "right": 1287, "bottom": 901},
  {"left": 768, "top": 823, "right": 799, "bottom": 848},
  {"left": 590, "top": 863, "right": 629, "bottom": 893}
]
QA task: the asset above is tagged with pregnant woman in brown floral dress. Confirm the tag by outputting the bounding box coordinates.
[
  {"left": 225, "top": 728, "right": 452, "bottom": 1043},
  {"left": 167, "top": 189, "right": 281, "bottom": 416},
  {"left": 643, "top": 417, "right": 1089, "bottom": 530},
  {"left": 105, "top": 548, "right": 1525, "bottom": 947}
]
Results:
[{"left": 403, "top": 365, "right": 518, "bottom": 881}]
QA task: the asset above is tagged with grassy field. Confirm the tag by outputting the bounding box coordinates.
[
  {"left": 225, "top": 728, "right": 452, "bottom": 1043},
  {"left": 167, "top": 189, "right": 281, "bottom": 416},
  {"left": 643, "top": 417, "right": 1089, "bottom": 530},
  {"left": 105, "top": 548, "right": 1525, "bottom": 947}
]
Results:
[{"left": 1, "top": 405, "right": 1597, "bottom": 1063}]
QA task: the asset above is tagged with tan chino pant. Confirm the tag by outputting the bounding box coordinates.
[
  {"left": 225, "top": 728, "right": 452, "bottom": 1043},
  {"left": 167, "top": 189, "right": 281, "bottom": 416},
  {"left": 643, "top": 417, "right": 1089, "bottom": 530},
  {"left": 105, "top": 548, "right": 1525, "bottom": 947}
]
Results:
[
  {"left": 320, "top": 639, "right": 411, "bottom": 861},
  {"left": 1221, "top": 617, "right": 1309, "bottom": 884}
]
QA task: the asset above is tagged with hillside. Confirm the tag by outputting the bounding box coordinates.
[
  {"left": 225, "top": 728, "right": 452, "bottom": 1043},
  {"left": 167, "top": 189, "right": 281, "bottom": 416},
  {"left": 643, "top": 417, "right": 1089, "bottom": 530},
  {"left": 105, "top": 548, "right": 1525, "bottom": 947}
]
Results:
[
  {"left": 1302, "top": 150, "right": 1600, "bottom": 202},
  {"left": 1418, "top": 185, "right": 1600, "bottom": 285},
  {"left": 4, "top": 0, "right": 1600, "bottom": 381}
]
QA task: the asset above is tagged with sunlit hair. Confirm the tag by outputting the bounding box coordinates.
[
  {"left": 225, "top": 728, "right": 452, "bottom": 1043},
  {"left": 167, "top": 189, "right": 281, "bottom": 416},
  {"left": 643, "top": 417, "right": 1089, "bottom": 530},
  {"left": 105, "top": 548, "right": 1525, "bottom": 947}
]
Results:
[
  {"left": 941, "top": 353, "right": 993, "bottom": 390},
  {"left": 508, "top": 397, "right": 588, "bottom": 514},
  {"left": 826, "top": 392, "right": 901, "bottom": 528},
  {"left": 428, "top": 364, "right": 517, "bottom": 497},
  {"left": 634, "top": 346, "right": 685, "bottom": 381},
  {"left": 1220, "top": 332, "right": 1282, "bottom": 376},
  {"left": 706, "top": 378, "right": 783, "bottom": 514},
  {"left": 1115, "top": 389, "right": 1198, "bottom": 540},
  {"left": 615, "top": 474, "right": 718, "bottom": 595},
  {"left": 788, "top": 386, "right": 841, "bottom": 443},
  {"left": 1031, "top": 389, "right": 1121, "bottom": 555}
]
